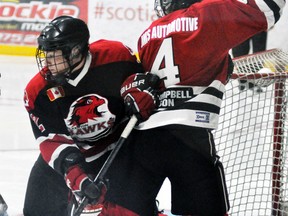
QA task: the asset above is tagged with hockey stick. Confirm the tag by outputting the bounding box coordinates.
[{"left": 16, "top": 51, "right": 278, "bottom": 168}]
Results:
[
  {"left": 0, "top": 194, "right": 8, "bottom": 216},
  {"left": 72, "top": 115, "right": 138, "bottom": 216}
]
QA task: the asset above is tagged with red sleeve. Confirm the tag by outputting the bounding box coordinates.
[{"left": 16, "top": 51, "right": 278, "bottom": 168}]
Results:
[
  {"left": 24, "top": 73, "right": 47, "bottom": 112},
  {"left": 89, "top": 39, "right": 139, "bottom": 67},
  {"left": 24, "top": 73, "right": 79, "bottom": 172}
]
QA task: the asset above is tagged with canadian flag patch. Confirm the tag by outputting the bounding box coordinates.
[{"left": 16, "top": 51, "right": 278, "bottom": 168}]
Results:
[{"left": 46, "top": 86, "right": 65, "bottom": 101}]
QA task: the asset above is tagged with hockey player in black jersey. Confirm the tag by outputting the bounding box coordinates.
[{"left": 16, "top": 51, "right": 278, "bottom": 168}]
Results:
[
  {"left": 99, "top": 0, "right": 286, "bottom": 216},
  {"left": 23, "top": 16, "right": 146, "bottom": 215}
]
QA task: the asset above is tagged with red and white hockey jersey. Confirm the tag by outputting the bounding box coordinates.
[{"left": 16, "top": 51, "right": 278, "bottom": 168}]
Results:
[{"left": 137, "top": 0, "right": 285, "bottom": 130}]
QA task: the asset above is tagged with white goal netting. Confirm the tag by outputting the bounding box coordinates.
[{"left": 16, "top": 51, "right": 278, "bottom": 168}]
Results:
[{"left": 214, "top": 49, "right": 288, "bottom": 216}]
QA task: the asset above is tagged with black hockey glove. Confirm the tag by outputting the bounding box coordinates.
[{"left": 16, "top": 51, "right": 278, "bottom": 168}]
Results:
[{"left": 120, "top": 73, "right": 160, "bottom": 121}]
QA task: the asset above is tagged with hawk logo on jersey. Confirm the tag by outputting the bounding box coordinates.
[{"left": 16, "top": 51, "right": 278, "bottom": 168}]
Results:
[
  {"left": 68, "top": 95, "right": 105, "bottom": 126},
  {"left": 65, "top": 94, "right": 116, "bottom": 142}
]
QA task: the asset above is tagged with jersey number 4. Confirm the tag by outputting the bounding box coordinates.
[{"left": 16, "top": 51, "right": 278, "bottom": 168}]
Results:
[{"left": 150, "top": 37, "right": 180, "bottom": 87}]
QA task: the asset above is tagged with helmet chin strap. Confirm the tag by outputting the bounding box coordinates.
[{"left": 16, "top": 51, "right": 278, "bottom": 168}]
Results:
[
  {"left": 50, "top": 73, "right": 69, "bottom": 85},
  {"left": 64, "top": 53, "right": 87, "bottom": 79}
]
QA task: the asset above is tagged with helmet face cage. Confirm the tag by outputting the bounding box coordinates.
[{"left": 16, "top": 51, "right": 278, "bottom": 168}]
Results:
[
  {"left": 154, "top": 0, "right": 173, "bottom": 18},
  {"left": 36, "top": 48, "right": 70, "bottom": 85},
  {"left": 154, "top": 0, "right": 201, "bottom": 17}
]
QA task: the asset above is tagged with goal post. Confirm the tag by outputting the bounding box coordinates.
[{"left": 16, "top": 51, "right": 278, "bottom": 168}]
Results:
[{"left": 214, "top": 49, "right": 288, "bottom": 216}]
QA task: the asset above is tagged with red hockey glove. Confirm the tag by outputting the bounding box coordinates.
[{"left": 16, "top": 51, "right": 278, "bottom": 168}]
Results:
[
  {"left": 65, "top": 164, "right": 102, "bottom": 201},
  {"left": 120, "top": 73, "right": 160, "bottom": 121},
  {"left": 63, "top": 153, "right": 106, "bottom": 203}
]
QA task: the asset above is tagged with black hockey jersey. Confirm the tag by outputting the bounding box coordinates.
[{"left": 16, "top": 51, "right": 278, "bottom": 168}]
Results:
[{"left": 24, "top": 39, "right": 143, "bottom": 174}]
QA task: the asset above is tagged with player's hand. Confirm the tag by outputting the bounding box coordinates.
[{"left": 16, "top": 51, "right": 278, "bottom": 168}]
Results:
[
  {"left": 120, "top": 73, "right": 160, "bottom": 121},
  {"left": 63, "top": 152, "right": 107, "bottom": 203},
  {"left": 65, "top": 164, "right": 102, "bottom": 201}
]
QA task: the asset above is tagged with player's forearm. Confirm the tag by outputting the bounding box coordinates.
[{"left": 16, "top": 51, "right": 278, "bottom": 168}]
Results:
[{"left": 36, "top": 133, "right": 79, "bottom": 174}]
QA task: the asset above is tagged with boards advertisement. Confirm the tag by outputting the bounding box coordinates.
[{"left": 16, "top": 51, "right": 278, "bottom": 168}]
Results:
[
  {"left": 0, "top": 0, "right": 88, "bottom": 54},
  {"left": 87, "top": 0, "right": 156, "bottom": 51}
]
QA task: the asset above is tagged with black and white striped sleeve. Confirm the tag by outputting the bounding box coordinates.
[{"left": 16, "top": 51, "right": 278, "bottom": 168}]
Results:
[{"left": 254, "top": 0, "right": 286, "bottom": 29}]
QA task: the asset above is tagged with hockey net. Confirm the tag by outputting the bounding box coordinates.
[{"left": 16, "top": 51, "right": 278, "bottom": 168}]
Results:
[{"left": 214, "top": 49, "right": 288, "bottom": 216}]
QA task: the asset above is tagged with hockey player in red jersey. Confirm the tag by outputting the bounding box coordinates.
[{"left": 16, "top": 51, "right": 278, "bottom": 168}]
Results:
[
  {"left": 22, "top": 16, "right": 145, "bottom": 215},
  {"left": 100, "top": 0, "right": 286, "bottom": 216}
]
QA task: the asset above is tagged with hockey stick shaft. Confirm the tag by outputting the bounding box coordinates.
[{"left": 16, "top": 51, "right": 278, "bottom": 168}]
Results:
[
  {"left": 95, "top": 115, "right": 138, "bottom": 182},
  {"left": 73, "top": 115, "right": 138, "bottom": 216}
]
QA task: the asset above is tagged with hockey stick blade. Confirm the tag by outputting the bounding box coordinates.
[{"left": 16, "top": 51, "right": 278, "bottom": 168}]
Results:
[
  {"left": 0, "top": 194, "right": 8, "bottom": 216},
  {"left": 72, "top": 115, "right": 138, "bottom": 216}
]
